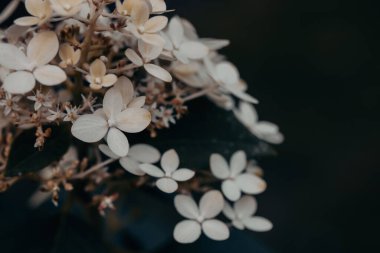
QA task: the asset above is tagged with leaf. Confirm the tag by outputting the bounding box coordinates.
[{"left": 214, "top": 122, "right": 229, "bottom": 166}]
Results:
[{"left": 5, "top": 125, "right": 71, "bottom": 177}]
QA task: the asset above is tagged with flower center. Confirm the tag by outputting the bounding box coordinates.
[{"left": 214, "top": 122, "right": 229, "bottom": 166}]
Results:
[
  {"left": 108, "top": 119, "right": 116, "bottom": 127},
  {"left": 63, "top": 4, "right": 72, "bottom": 11},
  {"left": 94, "top": 77, "right": 102, "bottom": 85}
]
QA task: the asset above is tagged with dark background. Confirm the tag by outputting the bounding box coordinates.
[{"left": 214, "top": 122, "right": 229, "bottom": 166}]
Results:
[{"left": 1, "top": 0, "right": 380, "bottom": 252}]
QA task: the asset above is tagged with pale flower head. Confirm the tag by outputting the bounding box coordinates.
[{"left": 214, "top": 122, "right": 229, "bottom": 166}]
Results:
[
  {"left": 14, "top": 0, "right": 52, "bottom": 27},
  {"left": 233, "top": 102, "right": 284, "bottom": 144},
  {"left": 139, "top": 149, "right": 195, "bottom": 193},
  {"left": 85, "top": 59, "right": 117, "bottom": 90},
  {"left": 71, "top": 80, "right": 151, "bottom": 157},
  {"left": 59, "top": 43, "right": 81, "bottom": 68},
  {"left": 223, "top": 196, "right": 273, "bottom": 232},
  {"left": 173, "top": 190, "right": 230, "bottom": 243},
  {"left": 99, "top": 143, "right": 161, "bottom": 176},
  {"left": 116, "top": 0, "right": 138, "bottom": 16},
  {"left": 0, "top": 31, "right": 67, "bottom": 94},
  {"left": 210, "top": 151, "right": 267, "bottom": 201}
]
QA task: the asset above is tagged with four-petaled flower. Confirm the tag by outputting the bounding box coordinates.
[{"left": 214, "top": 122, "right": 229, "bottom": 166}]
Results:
[
  {"left": 85, "top": 59, "right": 118, "bottom": 90},
  {"left": 59, "top": 43, "right": 81, "bottom": 68},
  {"left": 210, "top": 150, "right": 267, "bottom": 201},
  {"left": 14, "top": 0, "right": 52, "bottom": 27},
  {"left": 173, "top": 190, "right": 230, "bottom": 243},
  {"left": 71, "top": 77, "right": 151, "bottom": 157},
  {"left": 140, "top": 149, "right": 195, "bottom": 193},
  {"left": 223, "top": 195, "right": 273, "bottom": 232},
  {"left": 0, "top": 31, "right": 67, "bottom": 94}
]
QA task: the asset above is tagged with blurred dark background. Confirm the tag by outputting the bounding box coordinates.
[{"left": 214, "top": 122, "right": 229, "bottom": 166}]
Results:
[{"left": 1, "top": 0, "right": 380, "bottom": 252}]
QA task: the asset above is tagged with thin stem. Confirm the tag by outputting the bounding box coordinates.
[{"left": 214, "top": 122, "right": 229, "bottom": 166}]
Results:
[
  {"left": 72, "top": 158, "right": 116, "bottom": 179},
  {"left": 0, "top": 0, "right": 20, "bottom": 25},
  {"left": 108, "top": 63, "right": 137, "bottom": 74},
  {"left": 181, "top": 85, "right": 218, "bottom": 103}
]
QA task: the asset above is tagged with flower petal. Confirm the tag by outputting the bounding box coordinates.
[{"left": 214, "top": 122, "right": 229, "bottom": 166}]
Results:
[
  {"left": 102, "top": 74, "right": 118, "bottom": 87},
  {"left": 199, "top": 190, "right": 224, "bottom": 219},
  {"left": 173, "top": 220, "right": 201, "bottom": 244},
  {"left": 115, "top": 108, "right": 151, "bottom": 133},
  {"left": 209, "top": 153, "right": 230, "bottom": 179},
  {"left": 234, "top": 195, "right": 257, "bottom": 219},
  {"left": 168, "top": 16, "right": 184, "bottom": 48},
  {"left": 0, "top": 43, "right": 31, "bottom": 70},
  {"left": 14, "top": 16, "right": 40, "bottom": 26},
  {"left": 160, "top": 149, "right": 180, "bottom": 174},
  {"left": 179, "top": 41, "right": 209, "bottom": 60},
  {"left": 236, "top": 173, "right": 267, "bottom": 194},
  {"left": 138, "top": 40, "right": 163, "bottom": 62},
  {"left": 222, "top": 201, "right": 236, "bottom": 220},
  {"left": 90, "top": 59, "right": 106, "bottom": 78},
  {"left": 128, "top": 96, "right": 146, "bottom": 108},
  {"left": 71, "top": 114, "right": 108, "bottom": 143},
  {"left": 125, "top": 49, "right": 144, "bottom": 66},
  {"left": 130, "top": 0, "right": 150, "bottom": 26},
  {"left": 174, "top": 194, "right": 199, "bottom": 219},
  {"left": 242, "top": 217, "right": 273, "bottom": 232},
  {"left": 98, "top": 144, "right": 120, "bottom": 159},
  {"left": 3, "top": 71, "right": 35, "bottom": 94},
  {"left": 156, "top": 177, "right": 178, "bottom": 193},
  {"left": 144, "top": 63, "right": 172, "bottom": 82},
  {"left": 114, "top": 76, "right": 134, "bottom": 105},
  {"left": 172, "top": 169, "right": 195, "bottom": 182},
  {"left": 103, "top": 87, "right": 123, "bottom": 120},
  {"left": 144, "top": 16, "right": 168, "bottom": 33},
  {"left": 26, "top": 0, "right": 50, "bottom": 17},
  {"left": 139, "top": 163, "right": 164, "bottom": 177},
  {"left": 128, "top": 144, "right": 160, "bottom": 163},
  {"left": 229, "top": 150, "right": 247, "bottom": 177},
  {"left": 215, "top": 62, "right": 239, "bottom": 85},
  {"left": 119, "top": 157, "right": 145, "bottom": 176},
  {"left": 33, "top": 65, "right": 66, "bottom": 86},
  {"left": 106, "top": 127, "right": 129, "bottom": 157},
  {"left": 222, "top": 179, "right": 241, "bottom": 201},
  {"left": 233, "top": 102, "right": 258, "bottom": 127},
  {"left": 27, "top": 31, "right": 59, "bottom": 66},
  {"left": 202, "top": 219, "right": 230, "bottom": 241},
  {"left": 141, "top": 33, "right": 165, "bottom": 47}
]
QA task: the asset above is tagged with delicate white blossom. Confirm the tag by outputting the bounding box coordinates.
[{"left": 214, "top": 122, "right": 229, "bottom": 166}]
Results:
[
  {"left": 59, "top": 43, "right": 81, "bottom": 68},
  {"left": 210, "top": 151, "right": 266, "bottom": 201},
  {"left": 85, "top": 59, "right": 117, "bottom": 90},
  {"left": 173, "top": 190, "right": 230, "bottom": 243},
  {"left": 140, "top": 149, "right": 194, "bottom": 193},
  {"left": 14, "top": 0, "right": 52, "bottom": 27},
  {"left": 223, "top": 196, "right": 273, "bottom": 232}
]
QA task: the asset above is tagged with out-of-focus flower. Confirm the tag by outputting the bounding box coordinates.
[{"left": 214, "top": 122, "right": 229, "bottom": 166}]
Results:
[
  {"left": 59, "top": 44, "right": 81, "bottom": 68},
  {"left": 223, "top": 195, "right": 273, "bottom": 232},
  {"left": 150, "top": 0, "right": 167, "bottom": 13},
  {"left": 210, "top": 151, "right": 266, "bottom": 201},
  {"left": 0, "top": 93, "right": 21, "bottom": 115},
  {"left": 140, "top": 149, "right": 194, "bottom": 193},
  {"left": 50, "top": 0, "right": 84, "bottom": 17},
  {"left": 14, "top": 0, "right": 52, "bottom": 27},
  {"left": 125, "top": 40, "right": 172, "bottom": 82},
  {"left": 125, "top": 0, "right": 168, "bottom": 46},
  {"left": 163, "top": 16, "right": 209, "bottom": 64},
  {"left": 116, "top": 0, "right": 137, "bottom": 15},
  {"left": 234, "top": 102, "right": 284, "bottom": 144},
  {"left": 99, "top": 143, "right": 161, "bottom": 176},
  {"left": 173, "top": 190, "right": 229, "bottom": 243},
  {"left": 71, "top": 81, "right": 151, "bottom": 157},
  {"left": 27, "top": 90, "right": 53, "bottom": 111},
  {"left": 85, "top": 59, "right": 117, "bottom": 90},
  {"left": 0, "top": 31, "right": 67, "bottom": 94}
]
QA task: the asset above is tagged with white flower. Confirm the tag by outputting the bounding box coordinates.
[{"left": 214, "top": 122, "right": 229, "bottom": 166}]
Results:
[
  {"left": 223, "top": 195, "right": 273, "bottom": 232},
  {"left": 71, "top": 78, "right": 151, "bottom": 157},
  {"left": 59, "top": 43, "right": 81, "bottom": 68},
  {"left": 116, "top": 0, "right": 137, "bottom": 15},
  {"left": 140, "top": 149, "right": 194, "bottom": 193},
  {"left": 27, "top": 90, "right": 53, "bottom": 111},
  {"left": 125, "top": 40, "right": 172, "bottom": 82},
  {"left": 99, "top": 143, "right": 160, "bottom": 176},
  {"left": 206, "top": 59, "right": 258, "bottom": 104},
  {"left": 0, "top": 31, "right": 67, "bottom": 94},
  {"left": 233, "top": 102, "right": 284, "bottom": 144},
  {"left": 14, "top": 0, "right": 52, "bottom": 27},
  {"left": 173, "top": 190, "right": 229, "bottom": 243},
  {"left": 210, "top": 151, "right": 266, "bottom": 201},
  {"left": 50, "top": 0, "right": 84, "bottom": 17},
  {"left": 163, "top": 16, "right": 209, "bottom": 64},
  {"left": 125, "top": 0, "right": 168, "bottom": 46},
  {"left": 149, "top": 0, "right": 167, "bottom": 13},
  {"left": 85, "top": 59, "right": 118, "bottom": 90}
]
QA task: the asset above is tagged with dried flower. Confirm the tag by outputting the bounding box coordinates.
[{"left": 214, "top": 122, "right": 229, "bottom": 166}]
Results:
[
  {"left": 85, "top": 59, "right": 118, "bottom": 90},
  {"left": 59, "top": 43, "right": 81, "bottom": 68}
]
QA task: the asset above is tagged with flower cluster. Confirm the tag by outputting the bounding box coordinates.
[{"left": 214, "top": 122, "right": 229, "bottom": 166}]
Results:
[{"left": 0, "top": 0, "right": 283, "bottom": 245}]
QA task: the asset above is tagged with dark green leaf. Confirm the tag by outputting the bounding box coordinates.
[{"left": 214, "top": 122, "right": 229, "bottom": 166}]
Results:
[{"left": 5, "top": 125, "right": 71, "bottom": 177}]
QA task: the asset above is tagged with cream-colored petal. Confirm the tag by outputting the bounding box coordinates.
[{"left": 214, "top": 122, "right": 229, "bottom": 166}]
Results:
[
  {"left": 128, "top": 96, "right": 146, "bottom": 108},
  {"left": 89, "top": 59, "right": 106, "bottom": 78},
  {"left": 107, "top": 127, "right": 129, "bottom": 157},
  {"left": 236, "top": 173, "right": 267, "bottom": 194},
  {"left": 173, "top": 220, "right": 202, "bottom": 244},
  {"left": 138, "top": 40, "right": 163, "bottom": 62},
  {"left": 172, "top": 169, "right": 195, "bottom": 182},
  {"left": 98, "top": 144, "right": 120, "bottom": 159},
  {"left": 27, "top": 31, "right": 59, "bottom": 66},
  {"left": 128, "top": 144, "right": 160, "bottom": 163},
  {"left": 102, "top": 74, "right": 118, "bottom": 87},
  {"left": 114, "top": 76, "right": 135, "bottom": 105},
  {"left": 144, "top": 64, "right": 172, "bottom": 82},
  {"left": 125, "top": 49, "right": 144, "bottom": 66},
  {"left": 156, "top": 177, "right": 178, "bottom": 193},
  {"left": 3, "top": 71, "right": 35, "bottom": 94},
  {"left": 14, "top": 16, "right": 40, "bottom": 26},
  {"left": 168, "top": 16, "right": 184, "bottom": 48},
  {"left": 71, "top": 114, "right": 108, "bottom": 143},
  {"left": 115, "top": 107, "right": 151, "bottom": 133},
  {"left": 215, "top": 62, "right": 239, "bottom": 85},
  {"left": 209, "top": 153, "right": 230, "bottom": 179},
  {"left": 103, "top": 87, "right": 123, "bottom": 120},
  {"left": 141, "top": 33, "right": 165, "bottom": 47},
  {"left": 179, "top": 41, "right": 209, "bottom": 60},
  {"left": 242, "top": 217, "right": 273, "bottom": 232},
  {"left": 222, "top": 179, "right": 241, "bottom": 201},
  {"left": 202, "top": 219, "right": 230, "bottom": 241},
  {"left": 130, "top": 0, "right": 150, "bottom": 27},
  {"left": 229, "top": 150, "right": 247, "bottom": 177},
  {"left": 174, "top": 195, "right": 199, "bottom": 219},
  {"left": 139, "top": 163, "right": 164, "bottom": 177},
  {"left": 59, "top": 43, "right": 74, "bottom": 61},
  {"left": 119, "top": 157, "right": 145, "bottom": 176},
  {"left": 160, "top": 149, "right": 179, "bottom": 174},
  {"left": 0, "top": 43, "right": 31, "bottom": 70},
  {"left": 144, "top": 16, "right": 168, "bottom": 33},
  {"left": 149, "top": 0, "right": 166, "bottom": 12},
  {"left": 199, "top": 190, "right": 224, "bottom": 219},
  {"left": 234, "top": 196, "right": 257, "bottom": 219},
  {"left": 33, "top": 65, "right": 66, "bottom": 86},
  {"left": 26, "top": 0, "right": 50, "bottom": 17}
]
